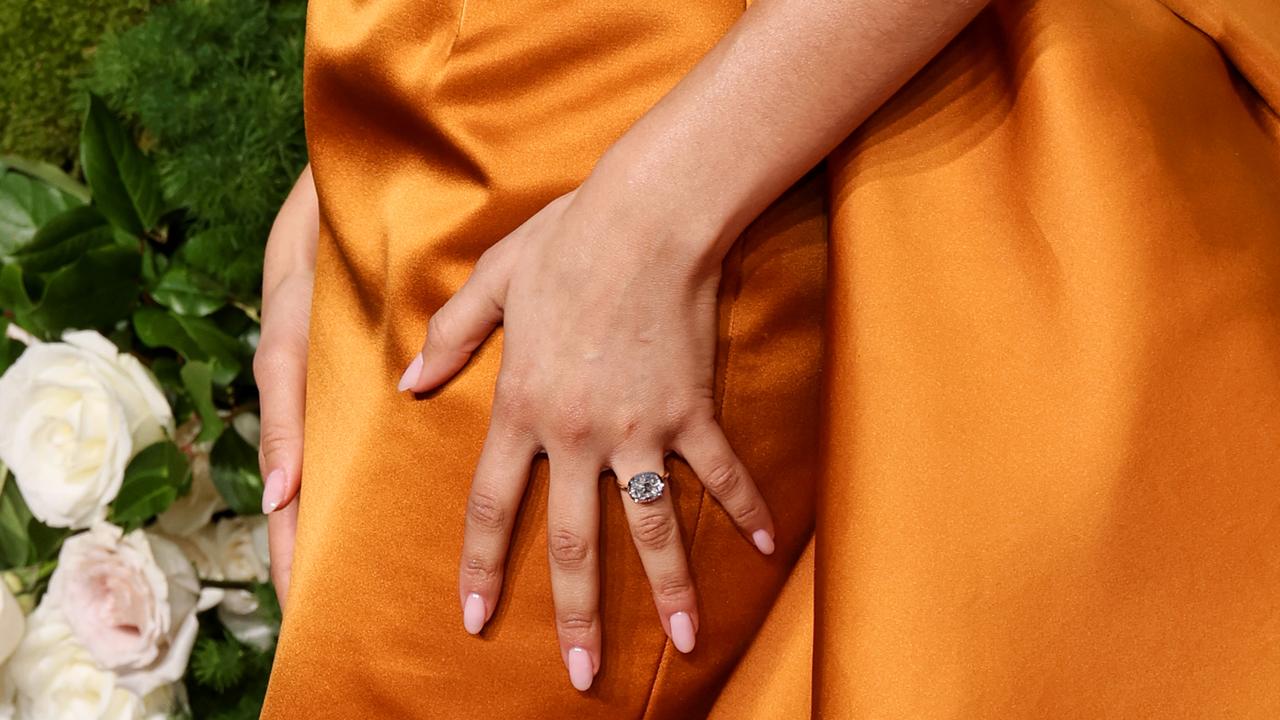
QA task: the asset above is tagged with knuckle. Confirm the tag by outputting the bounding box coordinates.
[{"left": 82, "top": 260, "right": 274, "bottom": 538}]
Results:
[
  {"left": 730, "top": 500, "right": 763, "bottom": 527},
  {"left": 461, "top": 555, "right": 501, "bottom": 586},
  {"left": 630, "top": 512, "right": 676, "bottom": 552},
  {"left": 425, "top": 312, "right": 456, "bottom": 352},
  {"left": 651, "top": 575, "right": 695, "bottom": 605},
  {"left": 555, "top": 611, "right": 597, "bottom": 636},
  {"left": 548, "top": 529, "right": 592, "bottom": 570},
  {"left": 466, "top": 491, "right": 507, "bottom": 533},
  {"left": 492, "top": 380, "right": 536, "bottom": 432},
  {"left": 473, "top": 247, "right": 501, "bottom": 276},
  {"left": 701, "top": 459, "right": 744, "bottom": 498},
  {"left": 552, "top": 400, "right": 593, "bottom": 449},
  {"left": 252, "top": 346, "right": 293, "bottom": 385},
  {"left": 258, "top": 425, "right": 298, "bottom": 463}
]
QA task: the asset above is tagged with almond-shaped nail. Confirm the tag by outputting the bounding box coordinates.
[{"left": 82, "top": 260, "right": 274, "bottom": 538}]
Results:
[
  {"left": 462, "top": 593, "right": 486, "bottom": 635},
  {"left": 262, "top": 469, "right": 286, "bottom": 514},
  {"left": 567, "top": 647, "right": 593, "bottom": 691},
  {"left": 397, "top": 354, "right": 423, "bottom": 392},
  {"left": 752, "top": 529, "right": 775, "bottom": 555},
  {"left": 670, "top": 611, "right": 696, "bottom": 653}
]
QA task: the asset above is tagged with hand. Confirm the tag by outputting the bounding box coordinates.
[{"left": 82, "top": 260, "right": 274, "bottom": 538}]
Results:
[
  {"left": 398, "top": 186, "right": 776, "bottom": 692},
  {"left": 254, "top": 166, "right": 319, "bottom": 612}
]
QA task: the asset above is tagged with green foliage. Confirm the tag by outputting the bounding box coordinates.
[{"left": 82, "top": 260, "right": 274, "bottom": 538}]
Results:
[
  {"left": 0, "top": 472, "right": 66, "bottom": 572},
  {"left": 0, "top": 159, "right": 86, "bottom": 254},
  {"left": 0, "top": 0, "right": 154, "bottom": 163},
  {"left": 109, "top": 441, "right": 192, "bottom": 531},
  {"left": 85, "top": 0, "right": 308, "bottom": 305},
  {"left": 191, "top": 633, "right": 248, "bottom": 692},
  {"left": 80, "top": 95, "right": 166, "bottom": 236},
  {"left": 188, "top": 626, "right": 273, "bottom": 720},
  {"left": 210, "top": 429, "right": 264, "bottom": 515}
]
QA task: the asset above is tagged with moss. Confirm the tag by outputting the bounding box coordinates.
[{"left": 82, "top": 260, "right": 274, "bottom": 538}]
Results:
[
  {"left": 0, "top": 0, "right": 154, "bottom": 164},
  {"left": 84, "top": 0, "right": 308, "bottom": 303}
]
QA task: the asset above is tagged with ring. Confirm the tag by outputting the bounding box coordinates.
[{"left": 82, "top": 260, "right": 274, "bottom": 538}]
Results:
[{"left": 623, "top": 471, "right": 668, "bottom": 504}]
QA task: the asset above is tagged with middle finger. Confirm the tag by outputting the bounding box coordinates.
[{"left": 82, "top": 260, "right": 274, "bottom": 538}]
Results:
[{"left": 545, "top": 449, "right": 603, "bottom": 692}]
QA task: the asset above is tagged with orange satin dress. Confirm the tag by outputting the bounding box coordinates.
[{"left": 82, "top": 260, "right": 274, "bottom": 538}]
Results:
[{"left": 263, "top": 1, "right": 1280, "bottom": 718}]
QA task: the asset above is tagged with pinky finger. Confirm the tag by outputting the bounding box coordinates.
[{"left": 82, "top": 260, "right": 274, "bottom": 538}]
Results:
[{"left": 673, "top": 420, "right": 776, "bottom": 556}]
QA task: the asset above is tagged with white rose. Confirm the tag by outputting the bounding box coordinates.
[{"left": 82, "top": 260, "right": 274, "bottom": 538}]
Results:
[
  {"left": 211, "top": 516, "right": 276, "bottom": 649},
  {"left": 0, "top": 584, "right": 25, "bottom": 720},
  {"left": 0, "top": 331, "right": 174, "bottom": 528},
  {"left": 44, "top": 524, "right": 200, "bottom": 696},
  {"left": 8, "top": 604, "right": 179, "bottom": 720},
  {"left": 0, "top": 584, "right": 23, "bottom": 666},
  {"left": 156, "top": 524, "right": 224, "bottom": 613}
]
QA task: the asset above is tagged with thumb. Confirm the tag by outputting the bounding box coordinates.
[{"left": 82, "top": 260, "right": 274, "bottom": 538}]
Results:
[{"left": 398, "top": 246, "right": 510, "bottom": 393}]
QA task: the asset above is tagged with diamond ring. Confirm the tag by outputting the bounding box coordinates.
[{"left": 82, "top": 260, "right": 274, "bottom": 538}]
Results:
[{"left": 623, "top": 471, "right": 667, "bottom": 504}]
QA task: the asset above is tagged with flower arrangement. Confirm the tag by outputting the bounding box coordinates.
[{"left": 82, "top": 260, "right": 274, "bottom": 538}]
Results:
[{"left": 0, "top": 92, "right": 279, "bottom": 718}]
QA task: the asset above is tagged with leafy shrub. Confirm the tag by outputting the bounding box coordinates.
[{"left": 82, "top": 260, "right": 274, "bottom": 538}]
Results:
[
  {"left": 85, "top": 0, "right": 308, "bottom": 305},
  {"left": 0, "top": 0, "right": 154, "bottom": 163}
]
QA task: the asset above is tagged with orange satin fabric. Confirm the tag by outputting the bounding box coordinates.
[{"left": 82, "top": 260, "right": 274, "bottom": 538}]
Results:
[{"left": 263, "top": 0, "right": 1280, "bottom": 718}]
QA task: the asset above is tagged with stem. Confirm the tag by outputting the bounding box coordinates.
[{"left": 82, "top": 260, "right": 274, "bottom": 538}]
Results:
[{"left": 200, "top": 579, "right": 256, "bottom": 591}]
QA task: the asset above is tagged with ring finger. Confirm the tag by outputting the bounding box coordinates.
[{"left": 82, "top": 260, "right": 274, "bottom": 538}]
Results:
[{"left": 612, "top": 451, "right": 699, "bottom": 654}]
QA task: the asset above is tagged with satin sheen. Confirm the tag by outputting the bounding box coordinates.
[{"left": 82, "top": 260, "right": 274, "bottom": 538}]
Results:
[{"left": 263, "top": 0, "right": 1280, "bottom": 717}]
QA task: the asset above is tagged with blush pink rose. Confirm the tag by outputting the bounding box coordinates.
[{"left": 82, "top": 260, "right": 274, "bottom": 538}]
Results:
[{"left": 44, "top": 524, "right": 201, "bottom": 697}]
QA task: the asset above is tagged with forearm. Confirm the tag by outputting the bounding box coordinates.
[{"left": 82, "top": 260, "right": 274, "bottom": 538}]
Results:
[{"left": 582, "top": 0, "right": 987, "bottom": 263}]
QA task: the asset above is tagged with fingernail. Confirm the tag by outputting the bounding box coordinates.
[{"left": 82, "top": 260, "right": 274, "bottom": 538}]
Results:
[
  {"left": 670, "top": 611, "right": 696, "bottom": 653},
  {"left": 567, "top": 647, "right": 594, "bottom": 691},
  {"left": 262, "top": 469, "right": 286, "bottom": 514},
  {"left": 752, "top": 529, "right": 775, "bottom": 555},
  {"left": 397, "top": 354, "right": 423, "bottom": 392},
  {"left": 462, "top": 593, "right": 486, "bottom": 635}
]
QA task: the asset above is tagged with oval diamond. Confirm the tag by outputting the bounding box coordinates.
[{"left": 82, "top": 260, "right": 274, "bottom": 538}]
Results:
[{"left": 626, "top": 471, "right": 665, "bottom": 504}]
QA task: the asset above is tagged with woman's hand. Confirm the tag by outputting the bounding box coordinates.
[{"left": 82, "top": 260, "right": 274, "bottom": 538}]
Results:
[
  {"left": 398, "top": 184, "right": 776, "bottom": 691},
  {"left": 254, "top": 165, "right": 319, "bottom": 612}
]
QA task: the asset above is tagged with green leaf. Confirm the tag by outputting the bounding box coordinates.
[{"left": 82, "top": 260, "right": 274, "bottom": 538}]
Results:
[
  {"left": 11, "top": 205, "right": 114, "bottom": 273},
  {"left": 110, "top": 441, "right": 191, "bottom": 529},
  {"left": 80, "top": 94, "right": 164, "bottom": 236},
  {"left": 19, "top": 244, "right": 140, "bottom": 335},
  {"left": 0, "top": 318, "right": 25, "bottom": 376},
  {"left": 0, "top": 156, "right": 91, "bottom": 203},
  {"left": 0, "top": 264, "right": 35, "bottom": 314},
  {"left": 133, "top": 306, "right": 204, "bottom": 359},
  {"left": 181, "top": 361, "right": 225, "bottom": 442},
  {"left": 151, "top": 263, "right": 226, "bottom": 317},
  {"left": 174, "top": 314, "right": 243, "bottom": 381},
  {"left": 132, "top": 307, "right": 242, "bottom": 385},
  {"left": 0, "top": 168, "right": 83, "bottom": 257},
  {"left": 210, "top": 428, "right": 262, "bottom": 515},
  {"left": 0, "top": 473, "right": 33, "bottom": 570}
]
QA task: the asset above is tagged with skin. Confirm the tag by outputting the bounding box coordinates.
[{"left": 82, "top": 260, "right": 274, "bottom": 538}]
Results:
[{"left": 257, "top": 0, "right": 988, "bottom": 691}]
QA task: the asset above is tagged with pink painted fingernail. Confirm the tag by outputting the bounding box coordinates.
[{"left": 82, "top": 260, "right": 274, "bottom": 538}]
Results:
[
  {"left": 463, "top": 593, "right": 486, "bottom": 635},
  {"left": 397, "top": 354, "right": 423, "bottom": 391},
  {"left": 752, "top": 529, "right": 775, "bottom": 555},
  {"left": 262, "top": 469, "right": 286, "bottom": 514},
  {"left": 670, "top": 612, "right": 696, "bottom": 653},
  {"left": 567, "top": 647, "right": 594, "bottom": 691}
]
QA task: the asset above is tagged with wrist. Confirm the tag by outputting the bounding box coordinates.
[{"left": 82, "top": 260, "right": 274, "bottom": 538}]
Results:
[{"left": 577, "top": 139, "right": 743, "bottom": 274}]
